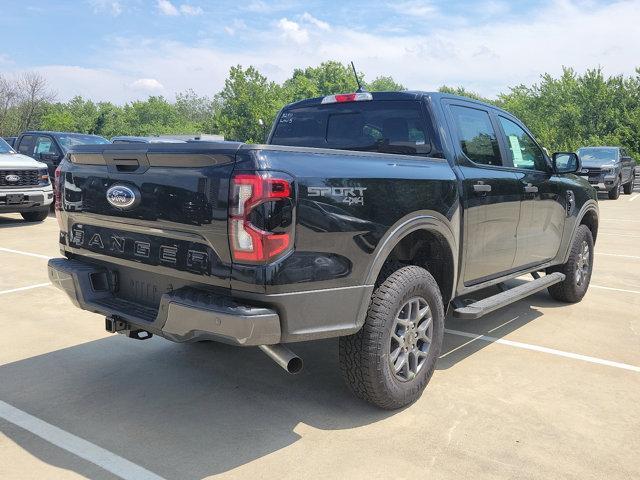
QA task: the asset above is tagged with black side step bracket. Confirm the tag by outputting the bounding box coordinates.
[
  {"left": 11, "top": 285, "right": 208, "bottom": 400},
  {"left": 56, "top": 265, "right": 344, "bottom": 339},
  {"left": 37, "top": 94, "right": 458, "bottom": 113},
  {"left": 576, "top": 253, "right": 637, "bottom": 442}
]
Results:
[{"left": 453, "top": 272, "right": 566, "bottom": 320}]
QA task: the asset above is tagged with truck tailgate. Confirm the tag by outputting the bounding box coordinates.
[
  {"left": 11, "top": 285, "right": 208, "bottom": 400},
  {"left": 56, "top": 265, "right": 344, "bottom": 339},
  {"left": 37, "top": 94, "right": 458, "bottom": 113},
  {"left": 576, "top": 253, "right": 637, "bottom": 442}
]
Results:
[{"left": 57, "top": 142, "right": 242, "bottom": 296}]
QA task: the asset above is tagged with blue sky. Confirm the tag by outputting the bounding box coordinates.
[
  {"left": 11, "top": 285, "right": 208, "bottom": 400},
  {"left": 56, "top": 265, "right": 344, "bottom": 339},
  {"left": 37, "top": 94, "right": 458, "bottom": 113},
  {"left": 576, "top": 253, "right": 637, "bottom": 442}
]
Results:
[{"left": 1, "top": 0, "right": 639, "bottom": 103}]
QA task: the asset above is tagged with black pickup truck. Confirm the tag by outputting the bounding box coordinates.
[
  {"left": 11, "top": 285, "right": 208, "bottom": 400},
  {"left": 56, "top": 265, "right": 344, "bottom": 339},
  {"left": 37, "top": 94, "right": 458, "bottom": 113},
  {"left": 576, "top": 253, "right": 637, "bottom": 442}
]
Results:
[
  {"left": 14, "top": 131, "right": 110, "bottom": 178},
  {"left": 48, "top": 91, "right": 598, "bottom": 409}
]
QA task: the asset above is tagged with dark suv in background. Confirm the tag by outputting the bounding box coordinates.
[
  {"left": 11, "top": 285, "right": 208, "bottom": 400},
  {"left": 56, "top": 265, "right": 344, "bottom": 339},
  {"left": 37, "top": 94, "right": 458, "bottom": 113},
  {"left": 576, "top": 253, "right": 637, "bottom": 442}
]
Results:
[
  {"left": 13, "top": 131, "right": 110, "bottom": 178},
  {"left": 577, "top": 146, "right": 636, "bottom": 199}
]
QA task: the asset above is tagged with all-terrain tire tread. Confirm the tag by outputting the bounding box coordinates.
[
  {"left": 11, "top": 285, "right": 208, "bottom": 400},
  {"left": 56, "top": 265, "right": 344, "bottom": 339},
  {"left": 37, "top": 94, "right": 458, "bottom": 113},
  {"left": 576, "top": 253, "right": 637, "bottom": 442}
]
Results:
[
  {"left": 547, "top": 225, "right": 593, "bottom": 303},
  {"left": 339, "top": 265, "right": 444, "bottom": 409}
]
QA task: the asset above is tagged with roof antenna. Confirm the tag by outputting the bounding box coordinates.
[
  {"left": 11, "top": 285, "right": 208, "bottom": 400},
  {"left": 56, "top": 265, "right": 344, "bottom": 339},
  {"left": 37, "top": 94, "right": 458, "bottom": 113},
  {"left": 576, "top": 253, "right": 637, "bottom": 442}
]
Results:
[{"left": 350, "top": 61, "right": 366, "bottom": 93}]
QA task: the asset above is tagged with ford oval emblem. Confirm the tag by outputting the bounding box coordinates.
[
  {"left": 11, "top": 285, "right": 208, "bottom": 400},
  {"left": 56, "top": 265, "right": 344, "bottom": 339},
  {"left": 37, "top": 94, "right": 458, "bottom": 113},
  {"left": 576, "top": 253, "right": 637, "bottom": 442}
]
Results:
[
  {"left": 106, "top": 184, "right": 140, "bottom": 210},
  {"left": 5, "top": 174, "right": 20, "bottom": 182}
]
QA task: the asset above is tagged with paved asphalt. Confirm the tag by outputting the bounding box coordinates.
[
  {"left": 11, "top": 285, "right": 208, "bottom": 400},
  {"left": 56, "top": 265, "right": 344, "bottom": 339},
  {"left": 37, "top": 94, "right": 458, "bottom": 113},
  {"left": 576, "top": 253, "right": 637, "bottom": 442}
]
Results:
[{"left": 1, "top": 191, "right": 639, "bottom": 480}]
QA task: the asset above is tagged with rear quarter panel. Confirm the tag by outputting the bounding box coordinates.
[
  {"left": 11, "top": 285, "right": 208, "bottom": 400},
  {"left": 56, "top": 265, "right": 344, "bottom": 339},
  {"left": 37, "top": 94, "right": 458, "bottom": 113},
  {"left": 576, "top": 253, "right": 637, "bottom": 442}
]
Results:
[{"left": 232, "top": 147, "right": 460, "bottom": 294}]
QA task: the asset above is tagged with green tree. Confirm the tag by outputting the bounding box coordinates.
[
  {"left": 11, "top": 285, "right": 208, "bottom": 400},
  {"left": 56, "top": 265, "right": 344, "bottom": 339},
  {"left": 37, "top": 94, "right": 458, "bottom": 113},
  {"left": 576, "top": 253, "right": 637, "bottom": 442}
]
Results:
[
  {"left": 41, "top": 96, "right": 100, "bottom": 133},
  {"left": 367, "top": 76, "right": 404, "bottom": 92},
  {"left": 498, "top": 67, "right": 640, "bottom": 159},
  {"left": 214, "top": 65, "right": 284, "bottom": 142},
  {"left": 175, "top": 89, "right": 218, "bottom": 133},
  {"left": 438, "top": 85, "right": 494, "bottom": 104},
  {"left": 283, "top": 61, "right": 362, "bottom": 102}
]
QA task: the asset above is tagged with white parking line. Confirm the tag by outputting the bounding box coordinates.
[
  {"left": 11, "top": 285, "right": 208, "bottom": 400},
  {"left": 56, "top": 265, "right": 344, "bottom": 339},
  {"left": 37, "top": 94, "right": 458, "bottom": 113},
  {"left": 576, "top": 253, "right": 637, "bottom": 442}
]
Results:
[
  {"left": 0, "top": 283, "right": 51, "bottom": 296},
  {"left": 0, "top": 400, "right": 166, "bottom": 480},
  {"left": 445, "top": 329, "right": 640, "bottom": 373},
  {"left": 0, "top": 247, "right": 53, "bottom": 260},
  {"left": 629, "top": 194, "right": 640, "bottom": 202},
  {"left": 597, "top": 252, "right": 640, "bottom": 260},
  {"left": 597, "top": 232, "right": 640, "bottom": 238},
  {"left": 591, "top": 284, "right": 640, "bottom": 295},
  {"left": 601, "top": 218, "right": 640, "bottom": 223}
]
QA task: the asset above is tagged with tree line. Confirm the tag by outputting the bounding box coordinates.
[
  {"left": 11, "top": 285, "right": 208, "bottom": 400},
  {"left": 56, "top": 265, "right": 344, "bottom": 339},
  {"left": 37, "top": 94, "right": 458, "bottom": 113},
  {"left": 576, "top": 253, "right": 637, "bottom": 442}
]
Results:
[{"left": 1, "top": 62, "right": 639, "bottom": 160}]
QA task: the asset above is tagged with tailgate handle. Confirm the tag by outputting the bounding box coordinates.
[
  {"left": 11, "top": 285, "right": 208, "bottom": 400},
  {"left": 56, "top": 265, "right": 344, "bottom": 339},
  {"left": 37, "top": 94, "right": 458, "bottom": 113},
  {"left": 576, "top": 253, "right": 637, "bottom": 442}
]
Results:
[
  {"left": 114, "top": 158, "right": 139, "bottom": 172},
  {"left": 103, "top": 151, "right": 150, "bottom": 174}
]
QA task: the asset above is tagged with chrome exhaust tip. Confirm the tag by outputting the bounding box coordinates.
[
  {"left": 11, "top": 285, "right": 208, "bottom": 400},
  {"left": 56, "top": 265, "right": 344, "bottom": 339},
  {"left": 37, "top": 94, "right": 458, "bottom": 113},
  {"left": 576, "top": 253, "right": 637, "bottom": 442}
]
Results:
[{"left": 259, "top": 344, "right": 303, "bottom": 374}]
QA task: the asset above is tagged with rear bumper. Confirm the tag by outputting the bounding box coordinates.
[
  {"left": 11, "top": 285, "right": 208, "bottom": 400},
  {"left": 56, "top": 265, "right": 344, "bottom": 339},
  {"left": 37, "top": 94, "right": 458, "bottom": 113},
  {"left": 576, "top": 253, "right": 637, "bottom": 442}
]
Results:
[{"left": 47, "top": 257, "right": 281, "bottom": 346}]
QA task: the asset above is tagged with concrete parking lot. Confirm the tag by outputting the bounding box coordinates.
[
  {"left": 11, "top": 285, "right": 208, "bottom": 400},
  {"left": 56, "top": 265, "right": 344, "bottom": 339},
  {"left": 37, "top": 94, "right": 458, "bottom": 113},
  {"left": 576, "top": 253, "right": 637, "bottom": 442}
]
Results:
[{"left": 1, "top": 192, "right": 639, "bottom": 480}]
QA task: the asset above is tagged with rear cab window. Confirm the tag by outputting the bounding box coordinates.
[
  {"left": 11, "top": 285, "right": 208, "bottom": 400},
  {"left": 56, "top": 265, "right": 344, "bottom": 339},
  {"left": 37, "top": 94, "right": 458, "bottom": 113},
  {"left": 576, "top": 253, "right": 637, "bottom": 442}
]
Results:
[{"left": 271, "top": 100, "right": 432, "bottom": 156}]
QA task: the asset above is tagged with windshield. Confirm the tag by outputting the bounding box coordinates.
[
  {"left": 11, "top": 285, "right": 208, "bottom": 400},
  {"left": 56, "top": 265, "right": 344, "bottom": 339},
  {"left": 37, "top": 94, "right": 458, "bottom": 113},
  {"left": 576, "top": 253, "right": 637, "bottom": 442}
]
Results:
[
  {"left": 0, "top": 137, "right": 15, "bottom": 154},
  {"left": 578, "top": 147, "right": 618, "bottom": 163},
  {"left": 56, "top": 134, "right": 110, "bottom": 150},
  {"left": 271, "top": 100, "right": 432, "bottom": 156}
]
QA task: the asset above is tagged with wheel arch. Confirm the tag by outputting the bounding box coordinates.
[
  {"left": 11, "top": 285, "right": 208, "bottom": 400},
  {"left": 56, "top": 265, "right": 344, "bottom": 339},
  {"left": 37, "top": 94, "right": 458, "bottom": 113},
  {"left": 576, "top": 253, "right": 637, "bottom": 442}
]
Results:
[
  {"left": 579, "top": 206, "right": 599, "bottom": 244},
  {"left": 561, "top": 200, "right": 599, "bottom": 264},
  {"left": 363, "top": 212, "right": 458, "bottom": 307}
]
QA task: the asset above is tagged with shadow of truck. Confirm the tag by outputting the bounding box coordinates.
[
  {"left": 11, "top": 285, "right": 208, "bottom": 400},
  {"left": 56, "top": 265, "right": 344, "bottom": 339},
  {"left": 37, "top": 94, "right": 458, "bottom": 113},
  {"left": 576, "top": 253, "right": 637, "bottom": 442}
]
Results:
[{"left": 0, "top": 284, "right": 560, "bottom": 479}]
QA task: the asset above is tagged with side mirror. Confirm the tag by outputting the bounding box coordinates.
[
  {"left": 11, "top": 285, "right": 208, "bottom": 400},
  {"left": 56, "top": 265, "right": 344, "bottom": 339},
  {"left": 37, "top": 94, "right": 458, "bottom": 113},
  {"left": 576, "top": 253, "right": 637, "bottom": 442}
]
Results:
[
  {"left": 552, "top": 152, "right": 580, "bottom": 174},
  {"left": 622, "top": 156, "right": 633, "bottom": 162}
]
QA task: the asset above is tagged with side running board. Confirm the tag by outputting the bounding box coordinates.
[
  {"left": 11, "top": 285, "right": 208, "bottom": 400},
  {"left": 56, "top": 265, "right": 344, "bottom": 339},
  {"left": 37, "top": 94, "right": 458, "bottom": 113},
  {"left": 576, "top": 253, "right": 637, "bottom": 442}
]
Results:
[{"left": 453, "top": 272, "right": 566, "bottom": 320}]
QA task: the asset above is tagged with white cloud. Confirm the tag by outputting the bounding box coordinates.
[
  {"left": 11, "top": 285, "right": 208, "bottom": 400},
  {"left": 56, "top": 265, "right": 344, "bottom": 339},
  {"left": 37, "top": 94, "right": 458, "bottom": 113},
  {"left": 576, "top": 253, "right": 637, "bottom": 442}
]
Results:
[
  {"left": 90, "top": 0, "right": 122, "bottom": 16},
  {"left": 0, "top": 53, "right": 13, "bottom": 66},
  {"left": 224, "top": 19, "right": 247, "bottom": 36},
  {"left": 481, "top": 1, "right": 510, "bottom": 16},
  {"left": 157, "top": 0, "right": 179, "bottom": 16},
  {"left": 245, "top": 1, "right": 269, "bottom": 12},
  {"left": 20, "top": 0, "right": 640, "bottom": 105},
  {"left": 388, "top": 0, "right": 438, "bottom": 18},
  {"left": 130, "top": 78, "right": 164, "bottom": 91},
  {"left": 300, "top": 12, "right": 330, "bottom": 31},
  {"left": 244, "top": 1, "right": 293, "bottom": 13},
  {"left": 157, "top": 1, "right": 203, "bottom": 17},
  {"left": 180, "top": 4, "right": 203, "bottom": 16},
  {"left": 277, "top": 18, "right": 309, "bottom": 44}
]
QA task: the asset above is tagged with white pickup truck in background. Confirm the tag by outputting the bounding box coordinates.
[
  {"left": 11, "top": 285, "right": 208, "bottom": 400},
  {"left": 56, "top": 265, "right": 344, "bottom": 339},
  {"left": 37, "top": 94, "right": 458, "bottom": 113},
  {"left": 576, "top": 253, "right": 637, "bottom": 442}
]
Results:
[{"left": 0, "top": 137, "right": 53, "bottom": 222}]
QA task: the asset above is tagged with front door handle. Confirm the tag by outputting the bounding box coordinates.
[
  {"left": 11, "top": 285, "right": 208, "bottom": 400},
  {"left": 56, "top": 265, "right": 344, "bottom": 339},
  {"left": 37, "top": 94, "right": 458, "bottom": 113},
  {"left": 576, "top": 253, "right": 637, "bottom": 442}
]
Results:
[
  {"left": 473, "top": 182, "right": 492, "bottom": 193},
  {"left": 524, "top": 183, "right": 538, "bottom": 194}
]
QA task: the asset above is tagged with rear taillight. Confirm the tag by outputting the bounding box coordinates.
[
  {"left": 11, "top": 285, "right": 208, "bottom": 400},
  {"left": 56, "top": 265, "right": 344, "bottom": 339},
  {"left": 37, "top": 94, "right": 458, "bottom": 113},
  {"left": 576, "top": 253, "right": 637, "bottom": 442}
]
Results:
[
  {"left": 54, "top": 167, "right": 63, "bottom": 228},
  {"left": 229, "top": 173, "right": 293, "bottom": 263},
  {"left": 54, "top": 167, "right": 62, "bottom": 210}
]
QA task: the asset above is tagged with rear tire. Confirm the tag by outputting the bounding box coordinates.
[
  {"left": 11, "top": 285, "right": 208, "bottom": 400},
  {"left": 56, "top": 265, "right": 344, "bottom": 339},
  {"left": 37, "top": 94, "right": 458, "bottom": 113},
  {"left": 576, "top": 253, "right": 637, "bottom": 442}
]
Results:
[
  {"left": 623, "top": 174, "right": 634, "bottom": 194},
  {"left": 547, "top": 225, "right": 594, "bottom": 303},
  {"left": 21, "top": 210, "right": 49, "bottom": 222},
  {"left": 339, "top": 265, "right": 444, "bottom": 410},
  {"left": 608, "top": 181, "right": 621, "bottom": 199}
]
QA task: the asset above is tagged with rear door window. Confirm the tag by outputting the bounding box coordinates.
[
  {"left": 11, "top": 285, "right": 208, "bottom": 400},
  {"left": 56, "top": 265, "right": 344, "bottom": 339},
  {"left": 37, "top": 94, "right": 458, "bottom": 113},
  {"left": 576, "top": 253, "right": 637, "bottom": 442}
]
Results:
[
  {"left": 272, "top": 100, "right": 431, "bottom": 156},
  {"left": 449, "top": 105, "right": 502, "bottom": 166}
]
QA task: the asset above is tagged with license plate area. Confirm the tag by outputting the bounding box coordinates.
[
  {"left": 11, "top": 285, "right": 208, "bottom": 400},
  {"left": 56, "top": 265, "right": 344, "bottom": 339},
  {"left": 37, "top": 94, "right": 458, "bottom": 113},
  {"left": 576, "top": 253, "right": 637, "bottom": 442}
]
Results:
[
  {"left": 6, "top": 194, "right": 24, "bottom": 204},
  {"left": 116, "top": 266, "right": 185, "bottom": 309}
]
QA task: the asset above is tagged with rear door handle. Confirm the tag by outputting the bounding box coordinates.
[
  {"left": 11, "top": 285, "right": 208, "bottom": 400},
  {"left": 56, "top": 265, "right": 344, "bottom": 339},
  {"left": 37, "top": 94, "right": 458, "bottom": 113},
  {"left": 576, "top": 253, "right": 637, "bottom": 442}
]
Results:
[
  {"left": 524, "top": 184, "right": 538, "bottom": 194},
  {"left": 473, "top": 182, "right": 492, "bottom": 193}
]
